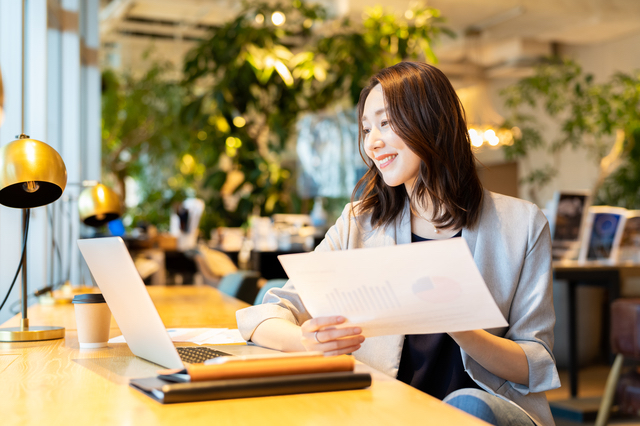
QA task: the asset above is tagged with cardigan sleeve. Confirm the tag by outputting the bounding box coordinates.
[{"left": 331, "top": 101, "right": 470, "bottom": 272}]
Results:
[
  {"left": 505, "top": 205, "right": 560, "bottom": 394},
  {"left": 236, "top": 204, "right": 353, "bottom": 341}
]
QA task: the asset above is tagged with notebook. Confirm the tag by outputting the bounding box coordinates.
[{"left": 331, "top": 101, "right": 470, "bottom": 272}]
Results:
[{"left": 77, "top": 236, "right": 232, "bottom": 369}]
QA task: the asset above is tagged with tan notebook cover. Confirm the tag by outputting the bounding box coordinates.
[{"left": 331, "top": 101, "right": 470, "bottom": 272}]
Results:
[{"left": 185, "top": 354, "right": 355, "bottom": 382}]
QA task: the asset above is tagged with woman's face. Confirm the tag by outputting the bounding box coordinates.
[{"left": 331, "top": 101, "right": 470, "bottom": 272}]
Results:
[{"left": 362, "top": 85, "right": 422, "bottom": 190}]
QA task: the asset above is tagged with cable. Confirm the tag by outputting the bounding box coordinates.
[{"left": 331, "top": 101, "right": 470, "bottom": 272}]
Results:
[
  {"left": 9, "top": 281, "right": 66, "bottom": 315},
  {"left": 47, "top": 204, "right": 64, "bottom": 289},
  {"left": 8, "top": 204, "right": 68, "bottom": 314},
  {"left": 65, "top": 197, "right": 73, "bottom": 285},
  {"left": 0, "top": 209, "right": 31, "bottom": 313}
]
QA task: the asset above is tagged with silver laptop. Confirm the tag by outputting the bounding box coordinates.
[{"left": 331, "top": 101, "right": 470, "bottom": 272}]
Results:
[{"left": 77, "top": 237, "right": 232, "bottom": 369}]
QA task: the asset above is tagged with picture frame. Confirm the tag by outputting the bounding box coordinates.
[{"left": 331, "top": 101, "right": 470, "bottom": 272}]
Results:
[
  {"left": 550, "top": 191, "right": 591, "bottom": 261},
  {"left": 617, "top": 210, "right": 640, "bottom": 264},
  {"left": 578, "top": 206, "right": 628, "bottom": 264}
]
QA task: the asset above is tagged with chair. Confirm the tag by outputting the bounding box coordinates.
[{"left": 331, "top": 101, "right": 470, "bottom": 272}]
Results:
[
  {"left": 191, "top": 244, "right": 261, "bottom": 304},
  {"left": 217, "top": 271, "right": 261, "bottom": 305},
  {"left": 254, "top": 279, "right": 287, "bottom": 305},
  {"left": 191, "top": 244, "right": 239, "bottom": 286},
  {"left": 595, "top": 298, "right": 640, "bottom": 426}
]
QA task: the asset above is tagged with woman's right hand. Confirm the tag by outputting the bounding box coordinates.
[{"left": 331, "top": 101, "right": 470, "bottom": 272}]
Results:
[{"left": 300, "top": 316, "right": 365, "bottom": 356}]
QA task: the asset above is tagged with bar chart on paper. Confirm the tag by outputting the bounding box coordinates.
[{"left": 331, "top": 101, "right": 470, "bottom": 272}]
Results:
[
  {"left": 279, "top": 239, "right": 508, "bottom": 337},
  {"left": 325, "top": 282, "right": 402, "bottom": 313}
]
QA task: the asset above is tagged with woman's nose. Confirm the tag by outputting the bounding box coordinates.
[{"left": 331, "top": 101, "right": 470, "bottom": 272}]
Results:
[{"left": 365, "top": 129, "right": 384, "bottom": 151}]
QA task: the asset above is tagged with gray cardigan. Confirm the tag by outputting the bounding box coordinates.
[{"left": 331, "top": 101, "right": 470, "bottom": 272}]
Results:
[{"left": 237, "top": 191, "right": 560, "bottom": 426}]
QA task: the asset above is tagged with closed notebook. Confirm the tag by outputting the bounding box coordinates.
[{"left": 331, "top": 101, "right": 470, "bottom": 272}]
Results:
[
  {"left": 130, "top": 372, "right": 372, "bottom": 404},
  {"left": 157, "top": 353, "right": 355, "bottom": 383}
]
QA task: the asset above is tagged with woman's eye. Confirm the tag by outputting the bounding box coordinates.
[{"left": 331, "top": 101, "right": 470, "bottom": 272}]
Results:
[
  {"left": 362, "top": 128, "right": 371, "bottom": 135},
  {"left": 381, "top": 120, "right": 389, "bottom": 127}
]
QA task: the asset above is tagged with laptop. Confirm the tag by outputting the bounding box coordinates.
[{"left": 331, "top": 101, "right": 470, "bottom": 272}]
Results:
[{"left": 77, "top": 236, "right": 233, "bottom": 369}]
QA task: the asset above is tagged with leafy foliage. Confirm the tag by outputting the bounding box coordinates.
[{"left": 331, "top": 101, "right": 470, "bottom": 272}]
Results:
[
  {"left": 501, "top": 58, "right": 640, "bottom": 205},
  {"left": 102, "top": 63, "right": 198, "bottom": 231},
  {"left": 597, "top": 127, "right": 640, "bottom": 208},
  {"left": 103, "top": 1, "right": 452, "bottom": 237},
  {"left": 181, "top": 1, "right": 450, "bottom": 236}
]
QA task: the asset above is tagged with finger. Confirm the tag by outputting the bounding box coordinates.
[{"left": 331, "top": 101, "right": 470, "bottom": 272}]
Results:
[
  {"left": 315, "top": 335, "right": 364, "bottom": 352},
  {"left": 315, "top": 326, "right": 362, "bottom": 343},
  {"left": 324, "top": 344, "right": 362, "bottom": 356},
  {"left": 304, "top": 316, "right": 346, "bottom": 332}
]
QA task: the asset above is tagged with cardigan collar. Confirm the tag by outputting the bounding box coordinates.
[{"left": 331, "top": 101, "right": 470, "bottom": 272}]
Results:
[{"left": 394, "top": 192, "right": 486, "bottom": 257}]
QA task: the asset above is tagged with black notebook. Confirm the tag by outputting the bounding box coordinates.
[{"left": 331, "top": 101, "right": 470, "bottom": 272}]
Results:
[{"left": 130, "top": 371, "right": 372, "bottom": 404}]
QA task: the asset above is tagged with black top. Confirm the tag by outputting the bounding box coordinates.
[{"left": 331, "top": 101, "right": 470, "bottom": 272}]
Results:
[{"left": 396, "top": 232, "right": 479, "bottom": 400}]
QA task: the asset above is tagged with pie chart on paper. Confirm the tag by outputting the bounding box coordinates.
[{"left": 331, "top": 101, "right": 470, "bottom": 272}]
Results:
[{"left": 412, "top": 276, "right": 462, "bottom": 304}]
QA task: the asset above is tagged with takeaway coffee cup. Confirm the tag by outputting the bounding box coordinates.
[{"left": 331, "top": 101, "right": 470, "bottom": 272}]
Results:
[{"left": 72, "top": 293, "right": 111, "bottom": 348}]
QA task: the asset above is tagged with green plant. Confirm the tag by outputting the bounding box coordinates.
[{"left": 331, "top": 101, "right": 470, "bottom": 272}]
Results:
[
  {"left": 101, "top": 62, "right": 198, "bottom": 230},
  {"left": 501, "top": 58, "right": 640, "bottom": 206},
  {"left": 181, "top": 0, "right": 452, "bottom": 236}
]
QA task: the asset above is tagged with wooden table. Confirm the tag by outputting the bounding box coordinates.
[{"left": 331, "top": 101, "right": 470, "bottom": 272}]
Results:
[
  {"left": 551, "top": 261, "right": 640, "bottom": 422},
  {"left": 0, "top": 286, "right": 487, "bottom": 426}
]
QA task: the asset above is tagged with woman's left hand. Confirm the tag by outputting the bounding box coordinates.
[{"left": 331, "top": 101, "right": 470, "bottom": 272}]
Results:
[{"left": 300, "top": 316, "right": 365, "bottom": 356}]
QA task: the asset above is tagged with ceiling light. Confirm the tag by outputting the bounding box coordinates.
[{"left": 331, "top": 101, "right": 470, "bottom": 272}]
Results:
[
  {"left": 271, "top": 11, "right": 285, "bottom": 26},
  {"left": 458, "top": 83, "right": 513, "bottom": 149}
]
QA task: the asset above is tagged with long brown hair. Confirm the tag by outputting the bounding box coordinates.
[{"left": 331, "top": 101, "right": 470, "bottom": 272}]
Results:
[{"left": 352, "top": 61, "right": 483, "bottom": 230}]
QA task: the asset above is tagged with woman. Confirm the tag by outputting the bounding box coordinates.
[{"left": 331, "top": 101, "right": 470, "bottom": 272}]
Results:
[{"left": 237, "top": 62, "right": 560, "bottom": 426}]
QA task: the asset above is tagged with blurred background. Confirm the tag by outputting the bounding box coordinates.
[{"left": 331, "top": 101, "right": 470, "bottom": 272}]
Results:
[{"left": 2, "top": 1, "right": 640, "bottom": 422}]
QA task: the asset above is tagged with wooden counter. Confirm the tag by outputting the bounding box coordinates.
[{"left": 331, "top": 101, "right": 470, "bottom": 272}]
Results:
[{"left": 0, "top": 286, "right": 487, "bottom": 425}]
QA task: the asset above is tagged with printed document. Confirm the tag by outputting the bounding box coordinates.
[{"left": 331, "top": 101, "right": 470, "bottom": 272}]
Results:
[{"left": 278, "top": 239, "right": 508, "bottom": 337}]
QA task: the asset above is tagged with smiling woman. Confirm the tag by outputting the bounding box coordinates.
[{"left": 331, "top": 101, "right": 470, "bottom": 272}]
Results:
[
  {"left": 354, "top": 62, "right": 483, "bottom": 238},
  {"left": 237, "top": 62, "right": 559, "bottom": 426}
]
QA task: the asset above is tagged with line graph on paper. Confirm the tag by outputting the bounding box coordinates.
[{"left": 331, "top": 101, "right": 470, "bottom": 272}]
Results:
[{"left": 325, "top": 281, "right": 401, "bottom": 314}]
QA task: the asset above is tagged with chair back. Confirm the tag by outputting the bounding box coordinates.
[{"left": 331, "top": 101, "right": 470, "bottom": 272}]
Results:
[
  {"left": 192, "top": 245, "right": 238, "bottom": 287},
  {"left": 254, "top": 279, "right": 287, "bottom": 305},
  {"left": 218, "top": 270, "right": 261, "bottom": 304},
  {"left": 611, "top": 298, "right": 640, "bottom": 358}
]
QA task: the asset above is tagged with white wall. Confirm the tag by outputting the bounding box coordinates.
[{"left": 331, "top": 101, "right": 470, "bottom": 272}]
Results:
[
  {"left": 0, "top": 0, "right": 100, "bottom": 326},
  {"left": 0, "top": 0, "right": 27, "bottom": 326}
]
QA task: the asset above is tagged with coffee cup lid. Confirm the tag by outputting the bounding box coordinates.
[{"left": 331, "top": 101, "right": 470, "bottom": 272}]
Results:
[{"left": 72, "top": 293, "right": 106, "bottom": 304}]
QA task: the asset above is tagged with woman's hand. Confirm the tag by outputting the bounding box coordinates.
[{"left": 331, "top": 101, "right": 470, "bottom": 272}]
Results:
[{"left": 300, "top": 316, "right": 365, "bottom": 356}]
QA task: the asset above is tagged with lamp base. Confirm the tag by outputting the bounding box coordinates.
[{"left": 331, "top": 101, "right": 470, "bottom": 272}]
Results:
[{"left": 0, "top": 325, "right": 65, "bottom": 342}]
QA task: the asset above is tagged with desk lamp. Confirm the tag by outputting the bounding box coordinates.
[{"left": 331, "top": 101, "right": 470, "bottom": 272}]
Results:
[
  {"left": 0, "top": 0, "right": 67, "bottom": 342},
  {"left": 47, "top": 182, "right": 121, "bottom": 298},
  {"left": 78, "top": 183, "right": 122, "bottom": 227}
]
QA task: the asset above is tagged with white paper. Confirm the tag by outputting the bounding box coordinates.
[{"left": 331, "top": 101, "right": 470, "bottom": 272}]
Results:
[
  {"left": 278, "top": 238, "right": 508, "bottom": 337},
  {"left": 108, "top": 328, "right": 246, "bottom": 345}
]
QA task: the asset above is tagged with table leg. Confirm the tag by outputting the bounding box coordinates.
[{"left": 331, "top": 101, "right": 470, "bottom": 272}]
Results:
[
  {"left": 604, "top": 275, "right": 620, "bottom": 364},
  {"left": 568, "top": 279, "right": 578, "bottom": 398}
]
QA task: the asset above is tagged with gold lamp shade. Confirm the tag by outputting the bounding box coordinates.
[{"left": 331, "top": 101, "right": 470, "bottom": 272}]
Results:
[
  {"left": 78, "top": 183, "right": 122, "bottom": 227},
  {"left": 0, "top": 137, "right": 67, "bottom": 208}
]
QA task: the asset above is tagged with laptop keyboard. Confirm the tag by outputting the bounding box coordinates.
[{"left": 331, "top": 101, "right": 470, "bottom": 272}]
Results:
[{"left": 176, "top": 347, "right": 231, "bottom": 364}]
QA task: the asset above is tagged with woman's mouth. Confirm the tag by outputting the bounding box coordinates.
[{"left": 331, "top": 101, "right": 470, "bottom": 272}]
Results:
[{"left": 378, "top": 154, "right": 397, "bottom": 169}]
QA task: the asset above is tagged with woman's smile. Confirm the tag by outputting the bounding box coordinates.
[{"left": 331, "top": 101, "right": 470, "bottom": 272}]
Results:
[{"left": 376, "top": 153, "right": 397, "bottom": 168}]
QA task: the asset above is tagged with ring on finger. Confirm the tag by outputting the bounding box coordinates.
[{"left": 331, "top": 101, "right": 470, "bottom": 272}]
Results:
[{"left": 314, "top": 330, "right": 322, "bottom": 344}]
